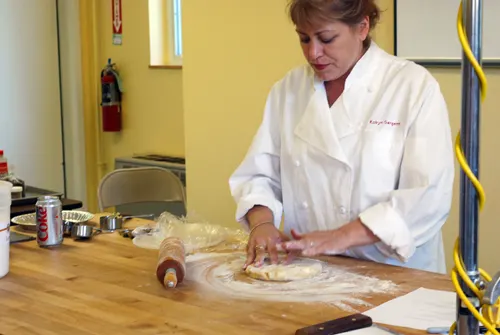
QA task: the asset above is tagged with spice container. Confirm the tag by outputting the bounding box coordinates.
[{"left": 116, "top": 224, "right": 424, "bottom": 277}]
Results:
[
  {"left": 11, "top": 186, "right": 22, "bottom": 199},
  {"left": 0, "top": 150, "right": 8, "bottom": 178}
]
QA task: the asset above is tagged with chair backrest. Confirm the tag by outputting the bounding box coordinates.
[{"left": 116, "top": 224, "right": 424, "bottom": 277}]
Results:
[{"left": 97, "top": 167, "right": 186, "bottom": 212}]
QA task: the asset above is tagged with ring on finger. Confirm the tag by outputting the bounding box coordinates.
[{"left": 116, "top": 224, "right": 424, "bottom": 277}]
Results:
[
  {"left": 255, "top": 245, "right": 266, "bottom": 251},
  {"left": 309, "top": 241, "right": 315, "bottom": 248}
]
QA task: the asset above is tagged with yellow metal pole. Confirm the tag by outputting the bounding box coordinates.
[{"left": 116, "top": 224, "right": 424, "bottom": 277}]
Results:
[{"left": 78, "top": 0, "right": 106, "bottom": 212}]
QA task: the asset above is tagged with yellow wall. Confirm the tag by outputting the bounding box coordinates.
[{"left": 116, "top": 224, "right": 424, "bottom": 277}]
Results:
[
  {"left": 80, "top": 0, "right": 185, "bottom": 211},
  {"left": 96, "top": 0, "right": 185, "bottom": 164},
  {"left": 182, "top": 0, "right": 303, "bottom": 226},
  {"left": 183, "top": 0, "right": 500, "bottom": 273}
]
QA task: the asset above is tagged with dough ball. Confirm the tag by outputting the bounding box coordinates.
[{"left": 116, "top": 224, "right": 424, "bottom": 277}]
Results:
[{"left": 244, "top": 259, "right": 323, "bottom": 282}]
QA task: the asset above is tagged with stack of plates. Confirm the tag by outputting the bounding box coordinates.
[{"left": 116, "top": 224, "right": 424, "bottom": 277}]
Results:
[{"left": 11, "top": 210, "right": 94, "bottom": 232}]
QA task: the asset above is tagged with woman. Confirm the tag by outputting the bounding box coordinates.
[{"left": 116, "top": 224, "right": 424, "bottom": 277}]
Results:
[{"left": 228, "top": 0, "right": 454, "bottom": 274}]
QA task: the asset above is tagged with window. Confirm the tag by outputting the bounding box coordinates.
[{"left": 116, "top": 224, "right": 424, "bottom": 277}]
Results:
[
  {"left": 149, "top": 0, "right": 183, "bottom": 68},
  {"left": 172, "top": 0, "right": 182, "bottom": 59}
]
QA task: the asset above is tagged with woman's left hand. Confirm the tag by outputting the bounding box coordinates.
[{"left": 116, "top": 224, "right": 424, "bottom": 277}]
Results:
[
  {"left": 280, "top": 229, "right": 349, "bottom": 257},
  {"left": 280, "top": 219, "right": 380, "bottom": 257}
]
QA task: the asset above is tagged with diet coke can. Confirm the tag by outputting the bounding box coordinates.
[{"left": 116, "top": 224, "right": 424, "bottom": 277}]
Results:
[{"left": 36, "top": 195, "right": 63, "bottom": 247}]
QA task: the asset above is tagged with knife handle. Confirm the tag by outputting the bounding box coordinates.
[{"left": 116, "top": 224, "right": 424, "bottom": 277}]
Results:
[{"left": 295, "top": 313, "right": 373, "bottom": 335}]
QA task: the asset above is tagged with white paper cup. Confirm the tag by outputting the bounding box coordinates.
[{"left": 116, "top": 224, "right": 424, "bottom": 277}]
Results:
[{"left": 0, "top": 223, "right": 9, "bottom": 278}]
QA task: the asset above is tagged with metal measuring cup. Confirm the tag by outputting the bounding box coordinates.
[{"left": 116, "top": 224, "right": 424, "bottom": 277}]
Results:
[
  {"left": 99, "top": 213, "right": 155, "bottom": 232},
  {"left": 71, "top": 223, "right": 102, "bottom": 240}
]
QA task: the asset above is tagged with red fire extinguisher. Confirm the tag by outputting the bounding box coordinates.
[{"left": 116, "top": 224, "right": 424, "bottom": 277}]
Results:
[{"left": 100, "top": 58, "right": 123, "bottom": 132}]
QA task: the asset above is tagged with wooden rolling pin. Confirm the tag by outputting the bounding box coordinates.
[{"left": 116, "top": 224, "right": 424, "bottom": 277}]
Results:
[{"left": 156, "top": 237, "right": 186, "bottom": 288}]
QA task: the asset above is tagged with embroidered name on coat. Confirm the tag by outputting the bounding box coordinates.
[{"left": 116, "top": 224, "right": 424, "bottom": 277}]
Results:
[{"left": 369, "top": 120, "right": 401, "bottom": 127}]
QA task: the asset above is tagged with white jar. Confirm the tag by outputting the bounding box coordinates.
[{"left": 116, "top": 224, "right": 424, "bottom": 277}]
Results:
[{"left": 0, "top": 180, "right": 12, "bottom": 278}]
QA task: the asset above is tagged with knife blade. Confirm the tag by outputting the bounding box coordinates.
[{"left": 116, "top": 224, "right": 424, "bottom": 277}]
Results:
[{"left": 295, "top": 313, "right": 373, "bottom": 335}]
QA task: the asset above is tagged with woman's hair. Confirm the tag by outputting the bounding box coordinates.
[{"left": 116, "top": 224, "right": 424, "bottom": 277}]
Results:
[{"left": 287, "top": 0, "right": 381, "bottom": 48}]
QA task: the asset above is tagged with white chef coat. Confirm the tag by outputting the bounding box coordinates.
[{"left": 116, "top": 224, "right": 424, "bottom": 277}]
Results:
[{"left": 228, "top": 42, "right": 454, "bottom": 274}]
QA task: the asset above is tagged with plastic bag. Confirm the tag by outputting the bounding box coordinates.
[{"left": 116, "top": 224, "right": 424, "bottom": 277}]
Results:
[{"left": 131, "top": 211, "right": 248, "bottom": 254}]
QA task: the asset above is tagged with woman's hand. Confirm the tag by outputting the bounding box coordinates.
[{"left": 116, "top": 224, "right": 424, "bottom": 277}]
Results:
[
  {"left": 281, "top": 229, "right": 349, "bottom": 256},
  {"left": 244, "top": 222, "right": 296, "bottom": 269},
  {"left": 281, "top": 219, "right": 380, "bottom": 257}
]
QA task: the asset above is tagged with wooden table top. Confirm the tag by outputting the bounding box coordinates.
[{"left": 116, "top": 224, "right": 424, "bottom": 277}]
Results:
[{"left": 0, "top": 215, "right": 454, "bottom": 335}]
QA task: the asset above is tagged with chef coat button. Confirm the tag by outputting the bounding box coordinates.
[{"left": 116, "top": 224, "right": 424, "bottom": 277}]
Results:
[
  {"left": 294, "top": 160, "right": 301, "bottom": 167},
  {"left": 339, "top": 206, "right": 347, "bottom": 215},
  {"left": 302, "top": 201, "right": 309, "bottom": 209}
]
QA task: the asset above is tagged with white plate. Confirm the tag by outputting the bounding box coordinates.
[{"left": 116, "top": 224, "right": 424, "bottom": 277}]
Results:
[
  {"left": 132, "top": 223, "right": 225, "bottom": 252},
  {"left": 132, "top": 234, "right": 163, "bottom": 250},
  {"left": 12, "top": 210, "right": 94, "bottom": 229}
]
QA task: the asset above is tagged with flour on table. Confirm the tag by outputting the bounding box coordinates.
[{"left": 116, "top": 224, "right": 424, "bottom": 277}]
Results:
[
  {"left": 245, "top": 258, "right": 323, "bottom": 281},
  {"left": 185, "top": 252, "right": 399, "bottom": 312},
  {"left": 186, "top": 252, "right": 227, "bottom": 263}
]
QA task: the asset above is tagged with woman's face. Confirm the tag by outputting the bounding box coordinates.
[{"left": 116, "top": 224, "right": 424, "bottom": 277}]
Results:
[{"left": 296, "top": 18, "right": 369, "bottom": 81}]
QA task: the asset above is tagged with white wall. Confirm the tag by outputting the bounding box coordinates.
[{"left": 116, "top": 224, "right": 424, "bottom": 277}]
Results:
[
  {"left": 0, "top": 0, "right": 86, "bottom": 206},
  {"left": 395, "top": 0, "right": 500, "bottom": 61},
  {"left": 0, "top": 0, "right": 64, "bottom": 193}
]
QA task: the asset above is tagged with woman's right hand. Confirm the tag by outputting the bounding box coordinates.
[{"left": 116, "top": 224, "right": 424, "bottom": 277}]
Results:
[{"left": 244, "top": 222, "right": 294, "bottom": 269}]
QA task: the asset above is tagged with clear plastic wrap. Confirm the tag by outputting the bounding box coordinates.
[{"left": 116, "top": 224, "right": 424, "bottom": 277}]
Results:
[{"left": 132, "top": 211, "right": 248, "bottom": 254}]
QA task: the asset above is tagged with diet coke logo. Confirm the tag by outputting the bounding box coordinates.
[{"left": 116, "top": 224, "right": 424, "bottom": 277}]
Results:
[{"left": 37, "top": 207, "right": 49, "bottom": 242}]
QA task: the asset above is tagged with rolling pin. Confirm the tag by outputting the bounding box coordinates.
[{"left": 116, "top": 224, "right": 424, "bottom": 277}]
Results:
[{"left": 156, "top": 237, "right": 186, "bottom": 288}]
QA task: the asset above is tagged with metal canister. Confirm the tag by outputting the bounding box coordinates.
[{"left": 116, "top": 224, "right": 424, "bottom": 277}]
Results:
[{"left": 35, "top": 195, "right": 63, "bottom": 247}]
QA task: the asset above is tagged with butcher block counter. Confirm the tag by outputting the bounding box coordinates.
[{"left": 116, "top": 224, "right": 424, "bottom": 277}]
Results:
[{"left": 1, "top": 216, "right": 453, "bottom": 335}]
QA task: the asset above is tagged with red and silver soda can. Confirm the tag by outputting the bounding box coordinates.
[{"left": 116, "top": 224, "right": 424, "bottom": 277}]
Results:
[{"left": 36, "top": 195, "right": 63, "bottom": 247}]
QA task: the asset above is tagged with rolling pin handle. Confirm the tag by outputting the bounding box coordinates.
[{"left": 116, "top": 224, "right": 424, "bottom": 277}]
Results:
[{"left": 163, "top": 268, "right": 178, "bottom": 288}]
